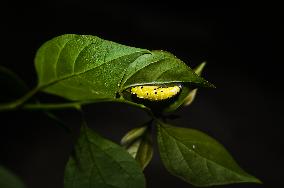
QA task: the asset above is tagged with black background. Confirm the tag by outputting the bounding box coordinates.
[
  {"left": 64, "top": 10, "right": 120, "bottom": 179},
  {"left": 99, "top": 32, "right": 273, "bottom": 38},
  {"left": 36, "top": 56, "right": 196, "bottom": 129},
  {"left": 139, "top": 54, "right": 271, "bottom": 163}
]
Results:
[{"left": 0, "top": 2, "right": 282, "bottom": 188}]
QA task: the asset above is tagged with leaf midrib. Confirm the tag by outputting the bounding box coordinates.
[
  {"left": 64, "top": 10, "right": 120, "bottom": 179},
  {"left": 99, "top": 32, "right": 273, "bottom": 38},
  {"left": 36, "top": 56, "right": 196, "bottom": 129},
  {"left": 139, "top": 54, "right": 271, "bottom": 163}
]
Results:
[{"left": 71, "top": 39, "right": 104, "bottom": 75}]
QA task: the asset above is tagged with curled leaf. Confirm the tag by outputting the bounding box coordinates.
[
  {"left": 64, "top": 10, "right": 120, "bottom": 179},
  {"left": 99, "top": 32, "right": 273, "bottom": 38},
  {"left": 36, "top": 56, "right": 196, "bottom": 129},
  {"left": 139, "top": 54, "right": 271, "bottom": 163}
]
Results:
[{"left": 35, "top": 35, "right": 214, "bottom": 106}]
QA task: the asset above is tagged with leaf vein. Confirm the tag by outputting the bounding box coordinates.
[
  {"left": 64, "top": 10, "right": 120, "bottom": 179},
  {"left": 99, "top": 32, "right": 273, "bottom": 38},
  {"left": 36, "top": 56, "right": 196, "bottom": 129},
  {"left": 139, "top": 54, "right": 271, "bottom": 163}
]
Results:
[{"left": 55, "top": 37, "right": 78, "bottom": 78}]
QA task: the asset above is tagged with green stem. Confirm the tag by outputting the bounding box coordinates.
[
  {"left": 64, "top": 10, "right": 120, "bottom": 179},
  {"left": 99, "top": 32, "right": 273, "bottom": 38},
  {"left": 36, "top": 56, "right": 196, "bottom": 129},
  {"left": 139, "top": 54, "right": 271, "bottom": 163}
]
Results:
[
  {"left": 20, "top": 99, "right": 151, "bottom": 113},
  {"left": 23, "top": 102, "right": 81, "bottom": 110},
  {"left": 0, "top": 86, "right": 154, "bottom": 119},
  {"left": 0, "top": 87, "right": 40, "bottom": 111}
]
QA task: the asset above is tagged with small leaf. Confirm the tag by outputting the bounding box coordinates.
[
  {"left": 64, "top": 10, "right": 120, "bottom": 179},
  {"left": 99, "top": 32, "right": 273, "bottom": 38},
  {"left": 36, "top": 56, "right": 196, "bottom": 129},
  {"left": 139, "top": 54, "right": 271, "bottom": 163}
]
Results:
[
  {"left": 64, "top": 124, "right": 145, "bottom": 188},
  {"left": 121, "top": 126, "right": 147, "bottom": 146},
  {"left": 0, "top": 165, "right": 26, "bottom": 188},
  {"left": 134, "top": 131, "right": 153, "bottom": 170},
  {"left": 183, "top": 62, "right": 206, "bottom": 106},
  {"left": 157, "top": 123, "right": 261, "bottom": 187},
  {"left": 193, "top": 61, "right": 206, "bottom": 76},
  {"left": 182, "top": 89, "right": 197, "bottom": 106},
  {"left": 121, "top": 126, "right": 153, "bottom": 170},
  {"left": 162, "top": 61, "right": 210, "bottom": 112},
  {"left": 35, "top": 35, "right": 213, "bottom": 103}
]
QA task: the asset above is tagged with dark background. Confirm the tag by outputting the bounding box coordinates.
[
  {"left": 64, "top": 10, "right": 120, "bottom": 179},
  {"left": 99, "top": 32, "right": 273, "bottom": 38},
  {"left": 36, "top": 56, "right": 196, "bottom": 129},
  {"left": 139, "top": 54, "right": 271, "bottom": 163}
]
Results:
[{"left": 0, "top": 2, "right": 282, "bottom": 188}]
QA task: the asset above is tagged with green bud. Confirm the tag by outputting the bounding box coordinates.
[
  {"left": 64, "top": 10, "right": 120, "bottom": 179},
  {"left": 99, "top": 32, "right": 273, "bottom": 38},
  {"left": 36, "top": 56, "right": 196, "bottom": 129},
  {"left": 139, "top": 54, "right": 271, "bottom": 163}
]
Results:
[{"left": 120, "top": 126, "right": 147, "bottom": 146}]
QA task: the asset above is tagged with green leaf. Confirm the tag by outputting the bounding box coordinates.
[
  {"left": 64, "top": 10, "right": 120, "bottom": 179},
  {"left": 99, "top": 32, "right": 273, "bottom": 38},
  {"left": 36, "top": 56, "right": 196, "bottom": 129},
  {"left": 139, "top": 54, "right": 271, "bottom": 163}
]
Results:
[
  {"left": 35, "top": 34, "right": 213, "bottom": 102},
  {"left": 0, "top": 166, "right": 26, "bottom": 188},
  {"left": 163, "top": 62, "right": 208, "bottom": 112},
  {"left": 121, "top": 126, "right": 147, "bottom": 146},
  {"left": 64, "top": 124, "right": 145, "bottom": 188},
  {"left": 160, "top": 60, "right": 211, "bottom": 113},
  {"left": 157, "top": 123, "right": 261, "bottom": 187},
  {"left": 182, "top": 89, "right": 197, "bottom": 106},
  {"left": 121, "top": 126, "right": 153, "bottom": 170},
  {"left": 183, "top": 62, "right": 207, "bottom": 106},
  {"left": 193, "top": 61, "right": 207, "bottom": 76},
  {"left": 162, "top": 86, "right": 191, "bottom": 113},
  {"left": 120, "top": 50, "right": 213, "bottom": 89}
]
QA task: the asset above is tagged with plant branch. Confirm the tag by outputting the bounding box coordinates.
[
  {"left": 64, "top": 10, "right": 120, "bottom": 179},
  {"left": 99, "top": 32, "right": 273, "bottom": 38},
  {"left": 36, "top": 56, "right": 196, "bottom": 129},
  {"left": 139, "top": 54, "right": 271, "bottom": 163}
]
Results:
[
  {"left": 0, "top": 87, "right": 40, "bottom": 111},
  {"left": 19, "top": 98, "right": 151, "bottom": 113}
]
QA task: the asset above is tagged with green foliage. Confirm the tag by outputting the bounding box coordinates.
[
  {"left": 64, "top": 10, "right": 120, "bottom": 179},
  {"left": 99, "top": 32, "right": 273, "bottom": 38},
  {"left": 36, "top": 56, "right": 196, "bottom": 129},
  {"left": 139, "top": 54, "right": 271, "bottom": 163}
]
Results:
[
  {"left": 0, "top": 166, "right": 26, "bottom": 188},
  {"left": 0, "top": 34, "right": 260, "bottom": 188},
  {"left": 182, "top": 62, "right": 206, "bottom": 106},
  {"left": 64, "top": 124, "right": 145, "bottom": 188},
  {"left": 34, "top": 34, "right": 213, "bottom": 102},
  {"left": 157, "top": 123, "right": 261, "bottom": 186},
  {"left": 121, "top": 125, "right": 153, "bottom": 170}
]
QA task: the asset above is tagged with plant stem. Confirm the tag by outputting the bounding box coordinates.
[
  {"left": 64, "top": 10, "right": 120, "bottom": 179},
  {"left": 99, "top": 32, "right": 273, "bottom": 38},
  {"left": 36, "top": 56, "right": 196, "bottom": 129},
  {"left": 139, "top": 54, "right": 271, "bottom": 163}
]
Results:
[
  {"left": 0, "top": 86, "right": 154, "bottom": 118},
  {"left": 20, "top": 99, "right": 151, "bottom": 113},
  {"left": 22, "top": 102, "right": 81, "bottom": 110},
  {"left": 0, "top": 87, "right": 40, "bottom": 111}
]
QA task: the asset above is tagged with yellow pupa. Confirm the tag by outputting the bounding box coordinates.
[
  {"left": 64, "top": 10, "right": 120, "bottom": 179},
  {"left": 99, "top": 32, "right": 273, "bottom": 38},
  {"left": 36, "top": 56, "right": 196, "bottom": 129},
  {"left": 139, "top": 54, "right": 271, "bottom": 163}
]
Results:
[{"left": 131, "top": 85, "right": 181, "bottom": 101}]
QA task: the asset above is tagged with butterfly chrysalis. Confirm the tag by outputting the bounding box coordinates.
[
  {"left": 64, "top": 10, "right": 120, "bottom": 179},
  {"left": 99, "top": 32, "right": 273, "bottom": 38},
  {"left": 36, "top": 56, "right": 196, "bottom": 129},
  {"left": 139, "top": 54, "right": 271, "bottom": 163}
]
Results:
[{"left": 131, "top": 85, "right": 182, "bottom": 101}]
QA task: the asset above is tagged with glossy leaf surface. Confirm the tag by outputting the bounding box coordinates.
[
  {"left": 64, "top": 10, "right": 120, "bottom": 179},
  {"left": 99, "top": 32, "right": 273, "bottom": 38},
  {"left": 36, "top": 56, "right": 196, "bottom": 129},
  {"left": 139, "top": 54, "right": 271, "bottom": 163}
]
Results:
[
  {"left": 157, "top": 123, "right": 261, "bottom": 186},
  {"left": 35, "top": 35, "right": 213, "bottom": 102}
]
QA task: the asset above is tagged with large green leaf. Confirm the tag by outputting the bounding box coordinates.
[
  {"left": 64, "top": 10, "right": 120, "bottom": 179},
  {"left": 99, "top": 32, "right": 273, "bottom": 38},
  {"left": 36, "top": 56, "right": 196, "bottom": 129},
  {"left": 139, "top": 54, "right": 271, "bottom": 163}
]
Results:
[
  {"left": 0, "top": 166, "right": 26, "bottom": 188},
  {"left": 64, "top": 124, "right": 145, "bottom": 188},
  {"left": 157, "top": 123, "right": 261, "bottom": 187},
  {"left": 35, "top": 34, "right": 213, "bottom": 102}
]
